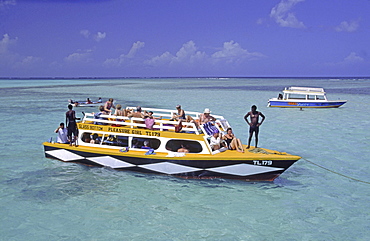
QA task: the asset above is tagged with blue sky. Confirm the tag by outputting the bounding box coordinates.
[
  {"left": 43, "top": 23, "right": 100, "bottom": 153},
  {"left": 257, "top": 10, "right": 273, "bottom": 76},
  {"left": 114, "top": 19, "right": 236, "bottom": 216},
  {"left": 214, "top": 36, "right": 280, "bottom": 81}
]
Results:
[{"left": 1, "top": 0, "right": 369, "bottom": 78}]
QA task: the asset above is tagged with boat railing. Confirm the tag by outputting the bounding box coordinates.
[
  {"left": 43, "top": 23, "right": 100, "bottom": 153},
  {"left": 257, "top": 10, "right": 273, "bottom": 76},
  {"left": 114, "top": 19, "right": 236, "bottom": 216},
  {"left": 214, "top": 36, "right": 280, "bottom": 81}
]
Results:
[
  {"left": 82, "top": 113, "right": 201, "bottom": 134},
  {"left": 287, "top": 86, "right": 325, "bottom": 93},
  {"left": 80, "top": 107, "right": 231, "bottom": 136},
  {"left": 126, "top": 107, "right": 231, "bottom": 134},
  {"left": 126, "top": 106, "right": 226, "bottom": 121}
]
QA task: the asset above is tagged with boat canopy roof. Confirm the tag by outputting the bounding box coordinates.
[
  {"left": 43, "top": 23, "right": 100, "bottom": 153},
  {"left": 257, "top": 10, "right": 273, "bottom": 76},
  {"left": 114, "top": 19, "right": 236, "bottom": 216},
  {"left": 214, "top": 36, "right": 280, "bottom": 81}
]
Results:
[{"left": 283, "top": 86, "right": 326, "bottom": 95}]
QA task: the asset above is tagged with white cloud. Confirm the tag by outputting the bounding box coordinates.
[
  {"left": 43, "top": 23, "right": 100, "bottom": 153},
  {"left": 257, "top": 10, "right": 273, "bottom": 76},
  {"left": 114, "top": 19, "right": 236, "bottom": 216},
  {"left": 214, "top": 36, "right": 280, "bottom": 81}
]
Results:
[
  {"left": 0, "top": 33, "right": 17, "bottom": 54},
  {"left": 212, "top": 41, "right": 265, "bottom": 64},
  {"left": 344, "top": 52, "right": 364, "bottom": 63},
  {"left": 64, "top": 49, "right": 93, "bottom": 63},
  {"left": 104, "top": 41, "right": 145, "bottom": 67},
  {"left": 323, "top": 52, "right": 365, "bottom": 69},
  {"left": 80, "top": 30, "right": 106, "bottom": 42},
  {"left": 146, "top": 40, "right": 264, "bottom": 69},
  {"left": 0, "top": 34, "right": 44, "bottom": 71},
  {"left": 80, "top": 29, "right": 91, "bottom": 38},
  {"left": 126, "top": 41, "right": 145, "bottom": 58},
  {"left": 270, "top": 0, "right": 305, "bottom": 29},
  {"left": 145, "top": 41, "right": 207, "bottom": 67},
  {"left": 94, "top": 32, "right": 106, "bottom": 42},
  {"left": 14, "top": 56, "right": 42, "bottom": 68},
  {"left": 335, "top": 20, "right": 359, "bottom": 32},
  {"left": 0, "top": 0, "right": 16, "bottom": 8}
]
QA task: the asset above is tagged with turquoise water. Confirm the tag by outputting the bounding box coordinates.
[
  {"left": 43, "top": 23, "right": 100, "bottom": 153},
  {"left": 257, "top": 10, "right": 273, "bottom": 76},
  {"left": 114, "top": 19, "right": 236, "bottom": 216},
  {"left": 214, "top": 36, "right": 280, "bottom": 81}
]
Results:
[{"left": 1, "top": 78, "right": 369, "bottom": 240}]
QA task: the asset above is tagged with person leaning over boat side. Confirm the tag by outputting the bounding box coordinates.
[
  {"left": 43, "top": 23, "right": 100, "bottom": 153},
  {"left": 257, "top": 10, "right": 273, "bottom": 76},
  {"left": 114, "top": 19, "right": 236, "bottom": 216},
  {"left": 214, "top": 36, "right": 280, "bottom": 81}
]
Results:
[
  {"left": 223, "top": 128, "right": 244, "bottom": 153},
  {"left": 244, "top": 105, "right": 265, "bottom": 149},
  {"left": 55, "top": 122, "right": 69, "bottom": 144},
  {"left": 66, "top": 104, "right": 80, "bottom": 146},
  {"left": 104, "top": 98, "right": 115, "bottom": 114}
]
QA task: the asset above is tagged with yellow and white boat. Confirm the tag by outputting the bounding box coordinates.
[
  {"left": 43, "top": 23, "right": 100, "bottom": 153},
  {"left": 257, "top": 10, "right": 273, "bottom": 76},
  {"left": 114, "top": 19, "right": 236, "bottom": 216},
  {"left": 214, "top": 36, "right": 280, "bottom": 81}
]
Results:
[{"left": 43, "top": 107, "right": 301, "bottom": 181}]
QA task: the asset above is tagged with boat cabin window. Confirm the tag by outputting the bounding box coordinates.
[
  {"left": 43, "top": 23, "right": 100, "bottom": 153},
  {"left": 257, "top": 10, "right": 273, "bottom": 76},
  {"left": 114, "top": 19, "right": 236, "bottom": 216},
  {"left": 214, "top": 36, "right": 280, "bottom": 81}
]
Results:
[
  {"left": 307, "top": 95, "right": 315, "bottom": 100},
  {"left": 102, "top": 135, "right": 129, "bottom": 147},
  {"left": 132, "top": 137, "right": 160, "bottom": 150},
  {"left": 165, "top": 140, "right": 203, "bottom": 153},
  {"left": 81, "top": 132, "right": 103, "bottom": 144},
  {"left": 287, "top": 94, "right": 305, "bottom": 99}
]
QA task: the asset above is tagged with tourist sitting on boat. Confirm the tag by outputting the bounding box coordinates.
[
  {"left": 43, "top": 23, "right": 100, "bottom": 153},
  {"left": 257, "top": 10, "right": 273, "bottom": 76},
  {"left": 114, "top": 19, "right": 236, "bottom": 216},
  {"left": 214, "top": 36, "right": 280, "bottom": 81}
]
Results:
[
  {"left": 199, "top": 108, "right": 216, "bottom": 124},
  {"left": 86, "top": 98, "right": 93, "bottom": 104},
  {"left": 177, "top": 145, "right": 189, "bottom": 153},
  {"left": 128, "top": 106, "right": 145, "bottom": 118},
  {"left": 82, "top": 132, "right": 91, "bottom": 143},
  {"left": 223, "top": 128, "right": 244, "bottom": 153},
  {"left": 90, "top": 133, "right": 100, "bottom": 144},
  {"left": 141, "top": 141, "right": 151, "bottom": 149},
  {"left": 94, "top": 106, "right": 107, "bottom": 125},
  {"left": 132, "top": 139, "right": 139, "bottom": 148},
  {"left": 172, "top": 105, "right": 186, "bottom": 120},
  {"left": 97, "top": 97, "right": 102, "bottom": 103},
  {"left": 54, "top": 122, "right": 68, "bottom": 144},
  {"left": 209, "top": 130, "right": 225, "bottom": 151},
  {"left": 114, "top": 104, "right": 127, "bottom": 117},
  {"left": 144, "top": 111, "right": 162, "bottom": 130},
  {"left": 128, "top": 106, "right": 146, "bottom": 126},
  {"left": 104, "top": 98, "right": 115, "bottom": 114}
]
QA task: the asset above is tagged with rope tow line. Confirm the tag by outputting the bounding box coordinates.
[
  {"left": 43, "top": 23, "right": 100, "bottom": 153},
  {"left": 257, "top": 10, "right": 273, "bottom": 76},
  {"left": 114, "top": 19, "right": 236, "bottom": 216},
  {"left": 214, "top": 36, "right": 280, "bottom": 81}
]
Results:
[{"left": 302, "top": 157, "right": 370, "bottom": 185}]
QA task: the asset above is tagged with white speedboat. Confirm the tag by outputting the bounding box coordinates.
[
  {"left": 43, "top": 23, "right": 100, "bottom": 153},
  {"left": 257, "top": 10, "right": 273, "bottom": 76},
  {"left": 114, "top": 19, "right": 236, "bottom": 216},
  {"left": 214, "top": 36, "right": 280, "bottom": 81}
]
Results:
[{"left": 268, "top": 87, "right": 347, "bottom": 108}]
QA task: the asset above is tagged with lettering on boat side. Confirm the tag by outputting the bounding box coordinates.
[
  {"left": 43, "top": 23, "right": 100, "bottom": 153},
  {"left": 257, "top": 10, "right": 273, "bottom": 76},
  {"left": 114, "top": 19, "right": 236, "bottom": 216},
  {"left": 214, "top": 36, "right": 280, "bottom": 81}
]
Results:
[
  {"left": 145, "top": 131, "right": 160, "bottom": 137},
  {"left": 78, "top": 124, "right": 104, "bottom": 131},
  {"left": 77, "top": 124, "right": 161, "bottom": 136},
  {"left": 108, "top": 127, "right": 131, "bottom": 134},
  {"left": 253, "top": 160, "right": 273, "bottom": 166},
  {"left": 288, "top": 102, "right": 297, "bottom": 105}
]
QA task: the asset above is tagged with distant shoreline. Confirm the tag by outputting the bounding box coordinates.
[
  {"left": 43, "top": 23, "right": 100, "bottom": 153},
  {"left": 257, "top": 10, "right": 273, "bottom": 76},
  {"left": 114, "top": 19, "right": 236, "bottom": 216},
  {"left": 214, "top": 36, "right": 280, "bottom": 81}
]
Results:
[{"left": 1, "top": 76, "right": 369, "bottom": 80}]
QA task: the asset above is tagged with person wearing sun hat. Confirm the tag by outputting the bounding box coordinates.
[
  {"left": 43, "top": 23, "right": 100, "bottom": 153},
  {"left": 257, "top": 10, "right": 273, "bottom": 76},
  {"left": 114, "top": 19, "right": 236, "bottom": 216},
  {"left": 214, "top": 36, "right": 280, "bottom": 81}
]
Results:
[{"left": 199, "top": 108, "right": 216, "bottom": 125}]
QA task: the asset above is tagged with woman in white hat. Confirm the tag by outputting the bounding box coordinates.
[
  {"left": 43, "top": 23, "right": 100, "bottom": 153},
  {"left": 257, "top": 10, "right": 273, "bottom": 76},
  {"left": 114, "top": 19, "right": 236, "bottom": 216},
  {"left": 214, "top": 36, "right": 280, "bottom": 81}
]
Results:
[{"left": 199, "top": 108, "right": 216, "bottom": 125}]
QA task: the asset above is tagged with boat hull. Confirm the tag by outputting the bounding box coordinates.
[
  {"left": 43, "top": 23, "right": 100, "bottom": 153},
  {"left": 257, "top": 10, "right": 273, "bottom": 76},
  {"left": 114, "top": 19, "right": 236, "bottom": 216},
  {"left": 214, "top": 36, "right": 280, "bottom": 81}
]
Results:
[
  {"left": 268, "top": 100, "right": 347, "bottom": 108},
  {"left": 70, "top": 103, "right": 102, "bottom": 107},
  {"left": 43, "top": 142, "right": 300, "bottom": 182}
]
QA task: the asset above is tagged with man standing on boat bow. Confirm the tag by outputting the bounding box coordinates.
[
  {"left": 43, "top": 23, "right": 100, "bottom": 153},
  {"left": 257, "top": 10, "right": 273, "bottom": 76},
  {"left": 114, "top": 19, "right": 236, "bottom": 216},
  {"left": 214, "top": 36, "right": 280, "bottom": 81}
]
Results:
[{"left": 244, "top": 105, "right": 265, "bottom": 149}]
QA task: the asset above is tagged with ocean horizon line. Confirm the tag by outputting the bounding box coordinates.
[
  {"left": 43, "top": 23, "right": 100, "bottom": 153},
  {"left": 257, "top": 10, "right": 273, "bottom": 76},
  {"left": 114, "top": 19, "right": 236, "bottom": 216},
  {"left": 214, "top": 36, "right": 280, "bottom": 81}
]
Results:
[{"left": 1, "top": 76, "right": 369, "bottom": 80}]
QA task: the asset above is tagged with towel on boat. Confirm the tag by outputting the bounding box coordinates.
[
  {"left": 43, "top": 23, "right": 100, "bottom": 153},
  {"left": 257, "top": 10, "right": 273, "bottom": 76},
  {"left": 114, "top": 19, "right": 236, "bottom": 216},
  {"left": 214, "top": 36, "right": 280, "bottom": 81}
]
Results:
[{"left": 203, "top": 122, "right": 218, "bottom": 136}]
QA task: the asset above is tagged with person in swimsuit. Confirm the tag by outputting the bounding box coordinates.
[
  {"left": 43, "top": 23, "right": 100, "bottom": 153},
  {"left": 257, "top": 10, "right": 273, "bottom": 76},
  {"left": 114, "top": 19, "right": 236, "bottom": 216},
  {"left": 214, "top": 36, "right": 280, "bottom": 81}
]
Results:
[
  {"left": 244, "top": 105, "right": 265, "bottom": 149},
  {"left": 223, "top": 128, "right": 244, "bottom": 153},
  {"left": 104, "top": 98, "right": 115, "bottom": 114},
  {"left": 172, "top": 105, "right": 186, "bottom": 120},
  {"left": 66, "top": 104, "right": 80, "bottom": 146}
]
